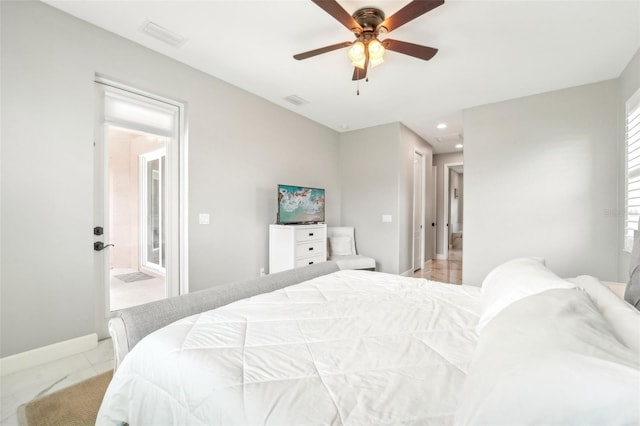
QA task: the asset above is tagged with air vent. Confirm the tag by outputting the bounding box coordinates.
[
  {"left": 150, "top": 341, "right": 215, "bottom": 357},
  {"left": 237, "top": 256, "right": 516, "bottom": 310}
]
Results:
[
  {"left": 435, "top": 133, "right": 463, "bottom": 144},
  {"left": 140, "top": 21, "right": 187, "bottom": 47},
  {"left": 283, "top": 95, "right": 309, "bottom": 106}
]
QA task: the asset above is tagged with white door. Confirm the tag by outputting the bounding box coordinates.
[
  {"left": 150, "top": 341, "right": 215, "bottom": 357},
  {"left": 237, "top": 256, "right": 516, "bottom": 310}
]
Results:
[
  {"left": 413, "top": 151, "right": 424, "bottom": 271},
  {"left": 431, "top": 166, "right": 437, "bottom": 259},
  {"left": 94, "top": 80, "right": 185, "bottom": 334}
]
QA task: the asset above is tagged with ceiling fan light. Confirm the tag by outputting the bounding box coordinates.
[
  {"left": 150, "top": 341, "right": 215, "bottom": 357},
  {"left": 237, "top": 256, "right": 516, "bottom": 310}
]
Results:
[
  {"left": 370, "top": 56, "right": 384, "bottom": 68},
  {"left": 368, "top": 39, "right": 385, "bottom": 59},
  {"left": 352, "top": 57, "right": 366, "bottom": 69},
  {"left": 368, "top": 39, "right": 385, "bottom": 68},
  {"left": 348, "top": 41, "right": 366, "bottom": 64}
]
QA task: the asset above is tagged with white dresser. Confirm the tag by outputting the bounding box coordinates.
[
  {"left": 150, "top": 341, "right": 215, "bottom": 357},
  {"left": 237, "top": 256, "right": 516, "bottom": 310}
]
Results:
[{"left": 269, "top": 224, "right": 327, "bottom": 273}]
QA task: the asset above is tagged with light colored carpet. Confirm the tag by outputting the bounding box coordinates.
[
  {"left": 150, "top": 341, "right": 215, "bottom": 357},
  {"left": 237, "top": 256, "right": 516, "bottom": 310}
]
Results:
[
  {"left": 114, "top": 271, "right": 153, "bottom": 282},
  {"left": 18, "top": 371, "right": 112, "bottom": 426}
]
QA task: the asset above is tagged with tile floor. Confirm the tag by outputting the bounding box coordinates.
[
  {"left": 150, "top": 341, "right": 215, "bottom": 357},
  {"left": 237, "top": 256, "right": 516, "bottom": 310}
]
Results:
[
  {"left": 110, "top": 267, "right": 165, "bottom": 311},
  {"left": 413, "top": 248, "right": 463, "bottom": 284},
  {"left": 0, "top": 339, "right": 114, "bottom": 426}
]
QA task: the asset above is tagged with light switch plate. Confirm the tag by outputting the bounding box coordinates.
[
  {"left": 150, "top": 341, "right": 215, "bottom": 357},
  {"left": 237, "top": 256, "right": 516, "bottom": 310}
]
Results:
[
  {"left": 382, "top": 214, "right": 393, "bottom": 223},
  {"left": 199, "top": 213, "right": 210, "bottom": 225}
]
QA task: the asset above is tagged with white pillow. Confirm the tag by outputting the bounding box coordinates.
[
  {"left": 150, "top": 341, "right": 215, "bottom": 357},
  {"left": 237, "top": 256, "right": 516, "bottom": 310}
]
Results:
[
  {"left": 455, "top": 288, "right": 640, "bottom": 426},
  {"left": 329, "top": 236, "right": 352, "bottom": 256},
  {"left": 477, "top": 257, "right": 574, "bottom": 332},
  {"left": 568, "top": 275, "right": 640, "bottom": 355}
]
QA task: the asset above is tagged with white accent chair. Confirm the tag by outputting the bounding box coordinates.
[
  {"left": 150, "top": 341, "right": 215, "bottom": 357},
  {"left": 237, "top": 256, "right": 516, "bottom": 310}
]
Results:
[{"left": 327, "top": 226, "right": 376, "bottom": 271}]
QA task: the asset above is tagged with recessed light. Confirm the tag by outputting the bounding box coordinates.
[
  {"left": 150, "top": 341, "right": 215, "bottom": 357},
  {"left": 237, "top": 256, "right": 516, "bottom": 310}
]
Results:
[
  {"left": 437, "top": 123, "right": 447, "bottom": 129},
  {"left": 455, "top": 144, "right": 464, "bottom": 149}
]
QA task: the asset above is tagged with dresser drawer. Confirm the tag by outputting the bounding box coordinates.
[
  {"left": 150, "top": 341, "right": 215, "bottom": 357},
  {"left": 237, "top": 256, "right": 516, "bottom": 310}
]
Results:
[
  {"left": 295, "top": 254, "right": 326, "bottom": 268},
  {"left": 295, "top": 240, "right": 325, "bottom": 258},
  {"left": 295, "top": 227, "right": 325, "bottom": 243}
]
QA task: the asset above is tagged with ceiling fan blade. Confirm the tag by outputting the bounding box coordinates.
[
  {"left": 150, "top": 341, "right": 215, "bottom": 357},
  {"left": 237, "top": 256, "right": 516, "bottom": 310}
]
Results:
[
  {"left": 379, "top": 0, "right": 444, "bottom": 33},
  {"left": 382, "top": 39, "right": 438, "bottom": 61},
  {"left": 293, "top": 41, "right": 353, "bottom": 60},
  {"left": 311, "top": 0, "right": 362, "bottom": 33}
]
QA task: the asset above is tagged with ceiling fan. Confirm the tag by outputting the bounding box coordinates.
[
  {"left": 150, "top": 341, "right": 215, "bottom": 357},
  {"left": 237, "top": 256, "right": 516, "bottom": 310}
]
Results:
[{"left": 293, "top": 0, "right": 444, "bottom": 81}]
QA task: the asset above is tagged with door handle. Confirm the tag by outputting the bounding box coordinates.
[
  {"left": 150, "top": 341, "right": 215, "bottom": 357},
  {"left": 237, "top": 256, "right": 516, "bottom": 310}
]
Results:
[{"left": 94, "top": 241, "right": 115, "bottom": 251}]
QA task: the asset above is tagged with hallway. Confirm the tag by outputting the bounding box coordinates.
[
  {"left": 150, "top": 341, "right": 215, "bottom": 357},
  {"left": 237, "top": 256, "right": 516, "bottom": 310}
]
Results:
[{"left": 413, "top": 249, "right": 462, "bottom": 284}]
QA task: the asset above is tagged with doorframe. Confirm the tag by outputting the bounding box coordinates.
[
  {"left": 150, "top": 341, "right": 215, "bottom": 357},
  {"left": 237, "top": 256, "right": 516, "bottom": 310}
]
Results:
[
  {"left": 431, "top": 165, "right": 437, "bottom": 260},
  {"left": 442, "top": 162, "right": 463, "bottom": 261},
  {"left": 94, "top": 76, "right": 189, "bottom": 335},
  {"left": 139, "top": 148, "right": 167, "bottom": 276},
  {"left": 412, "top": 150, "right": 426, "bottom": 272}
]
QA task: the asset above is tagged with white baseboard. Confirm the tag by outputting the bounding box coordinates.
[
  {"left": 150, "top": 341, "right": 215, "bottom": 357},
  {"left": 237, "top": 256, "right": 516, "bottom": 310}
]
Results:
[
  {"left": 400, "top": 269, "right": 414, "bottom": 277},
  {"left": 0, "top": 333, "right": 97, "bottom": 376},
  {"left": 436, "top": 254, "right": 447, "bottom": 260}
]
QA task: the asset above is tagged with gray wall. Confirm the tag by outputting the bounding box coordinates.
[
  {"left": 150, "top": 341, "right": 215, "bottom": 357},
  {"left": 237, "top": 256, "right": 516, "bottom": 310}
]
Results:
[
  {"left": 339, "top": 123, "right": 433, "bottom": 275},
  {"left": 618, "top": 49, "right": 640, "bottom": 282},
  {"left": 339, "top": 124, "right": 400, "bottom": 273},
  {"left": 0, "top": 1, "right": 340, "bottom": 357},
  {"left": 463, "top": 80, "right": 620, "bottom": 285},
  {"left": 433, "top": 153, "right": 464, "bottom": 256}
]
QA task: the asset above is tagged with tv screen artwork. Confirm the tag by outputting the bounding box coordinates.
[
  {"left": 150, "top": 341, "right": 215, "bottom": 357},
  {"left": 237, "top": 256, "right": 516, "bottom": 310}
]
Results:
[{"left": 278, "top": 184, "right": 325, "bottom": 224}]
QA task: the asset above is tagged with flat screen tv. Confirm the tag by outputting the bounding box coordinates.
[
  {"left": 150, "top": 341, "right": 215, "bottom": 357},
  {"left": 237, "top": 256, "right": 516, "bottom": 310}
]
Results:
[{"left": 277, "top": 184, "right": 325, "bottom": 224}]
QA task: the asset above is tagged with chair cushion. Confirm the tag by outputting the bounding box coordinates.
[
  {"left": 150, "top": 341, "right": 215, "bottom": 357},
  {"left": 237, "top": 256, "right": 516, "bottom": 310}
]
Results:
[
  {"left": 329, "top": 236, "right": 353, "bottom": 256},
  {"left": 332, "top": 254, "right": 376, "bottom": 270}
]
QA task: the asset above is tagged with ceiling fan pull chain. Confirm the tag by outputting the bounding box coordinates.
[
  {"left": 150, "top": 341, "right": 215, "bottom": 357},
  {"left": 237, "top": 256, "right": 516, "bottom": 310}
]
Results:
[{"left": 356, "top": 69, "right": 360, "bottom": 95}]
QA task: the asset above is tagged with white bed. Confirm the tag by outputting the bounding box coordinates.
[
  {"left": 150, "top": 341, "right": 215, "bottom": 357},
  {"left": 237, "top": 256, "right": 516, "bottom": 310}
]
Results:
[{"left": 97, "top": 261, "right": 640, "bottom": 425}]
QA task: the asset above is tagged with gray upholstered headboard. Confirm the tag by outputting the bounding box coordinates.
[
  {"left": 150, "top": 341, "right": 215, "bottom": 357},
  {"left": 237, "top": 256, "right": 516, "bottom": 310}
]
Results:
[{"left": 109, "top": 261, "right": 340, "bottom": 370}]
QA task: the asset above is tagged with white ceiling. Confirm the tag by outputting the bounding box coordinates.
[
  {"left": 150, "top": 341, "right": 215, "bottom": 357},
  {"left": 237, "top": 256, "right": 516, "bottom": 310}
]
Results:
[{"left": 45, "top": 0, "right": 640, "bottom": 154}]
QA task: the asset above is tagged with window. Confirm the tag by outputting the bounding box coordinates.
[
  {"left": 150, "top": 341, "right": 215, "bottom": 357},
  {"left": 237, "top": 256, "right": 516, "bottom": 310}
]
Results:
[{"left": 624, "top": 88, "right": 640, "bottom": 252}]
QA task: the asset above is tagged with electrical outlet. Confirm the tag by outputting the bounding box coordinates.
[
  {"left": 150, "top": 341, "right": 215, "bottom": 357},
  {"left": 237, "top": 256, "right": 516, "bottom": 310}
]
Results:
[{"left": 259, "top": 267, "right": 265, "bottom": 276}]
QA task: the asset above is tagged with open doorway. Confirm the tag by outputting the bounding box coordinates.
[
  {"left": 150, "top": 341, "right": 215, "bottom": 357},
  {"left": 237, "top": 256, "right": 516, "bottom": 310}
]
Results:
[
  {"left": 107, "top": 127, "right": 167, "bottom": 310},
  {"left": 94, "top": 79, "right": 186, "bottom": 328},
  {"left": 447, "top": 164, "right": 464, "bottom": 267},
  {"left": 415, "top": 159, "right": 463, "bottom": 284}
]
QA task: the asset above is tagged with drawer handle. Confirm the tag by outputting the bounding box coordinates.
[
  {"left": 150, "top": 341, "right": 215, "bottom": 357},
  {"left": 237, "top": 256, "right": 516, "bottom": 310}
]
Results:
[
  {"left": 308, "top": 261, "right": 314, "bottom": 265},
  {"left": 309, "top": 233, "right": 314, "bottom": 236},
  {"left": 308, "top": 247, "right": 314, "bottom": 251}
]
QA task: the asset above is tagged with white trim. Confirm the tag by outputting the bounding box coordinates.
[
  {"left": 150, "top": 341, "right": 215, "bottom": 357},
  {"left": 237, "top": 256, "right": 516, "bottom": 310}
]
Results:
[
  {"left": 0, "top": 334, "right": 97, "bottom": 376},
  {"left": 179, "top": 104, "right": 189, "bottom": 295},
  {"left": 139, "top": 148, "right": 167, "bottom": 275},
  {"left": 412, "top": 150, "right": 426, "bottom": 272},
  {"left": 400, "top": 268, "right": 414, "bottom": 277},
  {"left": 436, "top": 254, "right": 448, "bottom": 260}
]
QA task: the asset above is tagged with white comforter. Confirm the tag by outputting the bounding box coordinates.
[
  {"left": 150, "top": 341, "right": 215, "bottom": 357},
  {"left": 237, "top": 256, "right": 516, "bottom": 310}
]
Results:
[{"left": 97, "top": 270, "right": 482, "bottom": 425}]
